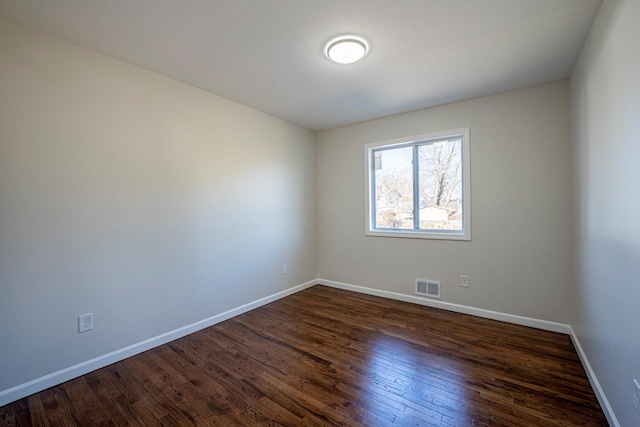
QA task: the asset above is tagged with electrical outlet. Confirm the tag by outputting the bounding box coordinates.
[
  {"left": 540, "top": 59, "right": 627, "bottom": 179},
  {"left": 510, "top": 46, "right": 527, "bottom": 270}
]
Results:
[
  {"left": 282, "top": 264, "right": 288, "bottom": 275},
  {"left": 633, "top": 379, "right": 640, "bottom": 416},
  {"left": 78, "top": 313, "right": 93, "bottom": 333},
  {"left": 460, "top": 275, "right": 469, "bottom": 287}
]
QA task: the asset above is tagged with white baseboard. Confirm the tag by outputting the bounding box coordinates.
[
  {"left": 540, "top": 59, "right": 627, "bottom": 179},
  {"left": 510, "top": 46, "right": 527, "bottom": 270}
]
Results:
[
  {"left": 2, "top": 278, "right": 618, "bottom": 427},
  {"left": 318, "top": 279, "right": 621, "bottom": 424},
  {"left": 0, "top": 279, "right": 317, "bottom": 407},
  {"left": 317, "top": 278, "right": 571, "bottom": 334},
  {"left": 569, "top": 327, "right": 620, "bottom": 427}
]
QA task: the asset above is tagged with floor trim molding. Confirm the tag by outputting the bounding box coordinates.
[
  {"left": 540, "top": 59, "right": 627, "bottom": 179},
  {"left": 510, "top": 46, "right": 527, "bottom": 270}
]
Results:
[
  {"left": 0, "top": 280, "right": 317, "bottom": 407},
  {"left": 569, "top": 327, "right": 620, "bottom": 427},
  {"left": 317, "top": 278, "right": 620, "bottom": 424},
  {"left": 2, "top": 278, "right": 619, "bottom": 426},
  {"left": 317, "top": 278, "right": 571, "bottom": 334}
]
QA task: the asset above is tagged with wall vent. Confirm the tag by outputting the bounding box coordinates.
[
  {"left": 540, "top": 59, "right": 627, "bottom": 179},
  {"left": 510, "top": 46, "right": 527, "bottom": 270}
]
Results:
[{"left": 416, "top": 278, "right": 440, "bottom": 299}]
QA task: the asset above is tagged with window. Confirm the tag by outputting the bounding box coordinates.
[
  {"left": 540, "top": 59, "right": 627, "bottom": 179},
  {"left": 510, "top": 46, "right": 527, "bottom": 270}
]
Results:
[{"left": 365, "top": 128, "right": 470, "bottom": 240}]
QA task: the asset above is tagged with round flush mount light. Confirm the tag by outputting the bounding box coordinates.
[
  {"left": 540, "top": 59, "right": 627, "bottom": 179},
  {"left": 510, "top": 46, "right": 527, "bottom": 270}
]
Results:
[{"left": 325, "top": 35, "right": 369, "bottom": 64}]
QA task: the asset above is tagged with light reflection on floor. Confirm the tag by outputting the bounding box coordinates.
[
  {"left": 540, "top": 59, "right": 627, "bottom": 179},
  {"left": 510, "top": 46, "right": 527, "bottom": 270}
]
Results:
[{"left": 356, "top": 332, "right": 473, "bottom": 425}]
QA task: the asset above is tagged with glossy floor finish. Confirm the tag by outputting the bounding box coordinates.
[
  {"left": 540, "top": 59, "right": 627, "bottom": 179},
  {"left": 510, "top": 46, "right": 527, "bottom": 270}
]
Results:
[{"left": 1, "top": 285, "right": 607, "bottom": 426}]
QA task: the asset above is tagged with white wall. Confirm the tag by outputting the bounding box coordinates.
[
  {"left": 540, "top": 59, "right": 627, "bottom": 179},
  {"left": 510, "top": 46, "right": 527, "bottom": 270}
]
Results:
[
  {"left": 317, "top": 81, "right": 573, "bottom": 323},
  {"left": 6, "top": 3, "right": 636, "bottom": 420},
  {"left": 571, "top": 0, "right": 640, "bottom": 425},
  {"left": 0, "top": 17, "right": 316, "bottom": 394}
]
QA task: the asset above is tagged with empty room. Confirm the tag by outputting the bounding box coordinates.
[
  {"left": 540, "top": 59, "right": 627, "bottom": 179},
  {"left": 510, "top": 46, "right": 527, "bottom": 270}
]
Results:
[{"left": 0, "top": 0, "right": 638, "bottom": 426}]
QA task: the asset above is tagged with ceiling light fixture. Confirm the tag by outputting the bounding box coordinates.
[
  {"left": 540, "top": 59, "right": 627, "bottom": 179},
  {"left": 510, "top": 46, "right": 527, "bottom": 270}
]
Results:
[{"left": 325, "top": 35, "right": 369, "bottom": 64}]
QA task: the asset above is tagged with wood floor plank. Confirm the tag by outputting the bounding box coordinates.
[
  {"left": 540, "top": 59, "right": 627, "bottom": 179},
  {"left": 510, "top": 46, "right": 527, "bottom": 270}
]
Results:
[{"left": 0, "top": 285, "right": 608, "bottom": 426}]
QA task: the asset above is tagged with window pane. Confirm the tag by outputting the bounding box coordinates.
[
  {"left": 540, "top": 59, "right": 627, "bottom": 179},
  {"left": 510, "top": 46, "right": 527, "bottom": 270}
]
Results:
[
  {"left": 417, "top": 139, "right": 463, "bottom": 230},
  {"left": 374, "top": 146, "right": 414, "bottom": 229}
]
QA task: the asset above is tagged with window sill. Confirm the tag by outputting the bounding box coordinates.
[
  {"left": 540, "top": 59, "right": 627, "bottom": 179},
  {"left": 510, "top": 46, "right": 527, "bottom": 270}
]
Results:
[{"left": 365, "top": 229, "right": 471, "bottom": 241}]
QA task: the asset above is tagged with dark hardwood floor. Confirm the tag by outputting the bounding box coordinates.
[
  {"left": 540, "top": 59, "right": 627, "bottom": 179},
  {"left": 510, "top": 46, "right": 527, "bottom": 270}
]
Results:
[{"left": 1, "top": 285, "right": 607, "bottom": 426}]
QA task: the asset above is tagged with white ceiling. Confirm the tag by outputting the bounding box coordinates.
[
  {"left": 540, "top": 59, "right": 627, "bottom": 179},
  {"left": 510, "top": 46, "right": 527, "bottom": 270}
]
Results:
[{"left": 0, "top": 0, "right": 601, "bottom": 131}]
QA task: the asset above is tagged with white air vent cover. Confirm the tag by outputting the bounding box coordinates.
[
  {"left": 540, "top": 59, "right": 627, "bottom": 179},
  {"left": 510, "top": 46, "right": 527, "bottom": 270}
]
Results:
[{"left": 416, "top": 278, "right": 440, "bottom": 299}]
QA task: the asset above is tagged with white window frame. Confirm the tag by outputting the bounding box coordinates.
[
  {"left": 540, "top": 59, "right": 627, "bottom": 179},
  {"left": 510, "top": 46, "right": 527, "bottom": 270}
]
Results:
[{"left": 364, "top": 128, "right": 471, "bottom": 241}]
